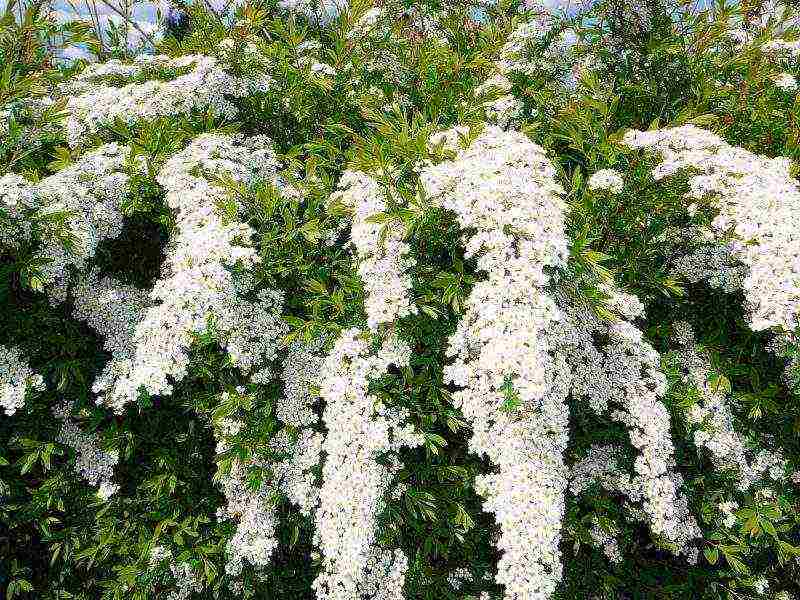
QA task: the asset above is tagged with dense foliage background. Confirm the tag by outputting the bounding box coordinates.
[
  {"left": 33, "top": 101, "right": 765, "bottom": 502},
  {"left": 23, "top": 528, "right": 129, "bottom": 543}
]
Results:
[{"left": 2, "top": 0, "right": 800, "bottom": 599}]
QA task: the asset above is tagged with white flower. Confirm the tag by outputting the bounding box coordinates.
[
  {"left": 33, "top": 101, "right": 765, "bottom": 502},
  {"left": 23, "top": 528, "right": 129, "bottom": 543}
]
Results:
[
  {"left": 773, "top": 72, "right": 799, "bottom": 91},
  {"left": 53, "top": 402, "right": 119, "bottom": 497},
  {"left": 623, "top": 124, "right": 800, "bottom": 332},
  {"left": 0, "top": 345, "right": 45, "bottom": 416},
  {"left": 313, "top": 329, "right": 422, "bottom": 600},
  {"left": 330, "top": 170, "right": 417, "bottom": 331},
  {"left": 588, "top": 169, "right": 625, "bottom": 194}
]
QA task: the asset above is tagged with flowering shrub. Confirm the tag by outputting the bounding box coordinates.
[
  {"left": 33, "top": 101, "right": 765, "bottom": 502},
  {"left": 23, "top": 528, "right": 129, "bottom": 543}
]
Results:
[{"left": 2, "top": 1, "right": 800, "bottom": 599}]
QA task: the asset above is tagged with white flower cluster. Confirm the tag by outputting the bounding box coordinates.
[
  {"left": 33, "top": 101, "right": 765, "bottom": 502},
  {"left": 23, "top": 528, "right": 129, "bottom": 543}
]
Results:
[
  {"left": 63, "top": 54, "right": 272, "bottom": 147},
  {"left": 0, "top": 345, "right": 45, "bottom": 416},
  {"left": 587, "top": 169, "right": 625, "bottom": 194},
  {"left": 670, "top": 321, "right": 778, "bottom": 490},
  {"left": 768, "top": 331, "right": 800, "bottom": 393},
  {"left": 332, "top": 4, "right": 421, "bottom": 96},
  {"left": 496, "top": 17, "right": 581, "bottom": 88},
  {"left": 313, "top": 328, "right": 422, "bottom": 600},
  {"left": 330, "top": 170, "right": 417, "bottom": 330},
  {"left": 422, "top": 125, "right": 572, "bottom": 600},
  {"left": 279, "top": 336, "right": 326, "bottom": 429},
  {"left": 420, "top": 126, "right": 700, "bottom": 592},
  {"left": 570, "top": 444, "right": 636, "bottom": 497},
  {"left": 475, "top": 73, "right": 522, "bottom": 130},
  {"left": 0, "top": 144, "right": 131, "bottom": 303},
  {"left": 60, "top": 54, "right": 185, "bottom": 90},
  {"left": 278, "top": 0, "right": 346, "bottom": 24},
  {"left": 598, "top": 282, "right": 646, "bottom": 320},
  {"left": 773, "top": 72, "right": 799, "bottom": 91},
  {"left": 0, "top": 108, "right": 9, "bottom": 138},
  {"left": 671, "top": 238, "right": 748, "bottom": 293},
  {"left": 89, "top": 134, "right": 287, "bottom": 412},
  {"left": 215, "top": 347, "right": 325, "bottom": 578},
  {"left": 588, "top": 517, "right": 623, "bottom": 564},
  {"left": 569, "top": 440, "right": 696, "bottom": 559},
  {"left": 718, "top": 500, "right": 739, "bottom": 529},
  {"left": 0, "top": 173, "right": 40, "bottom": 249},
  {"left": 762, "top": 38, "right": 800, "bottom": 60},
  {"left": 562, "top": 306, "right": 702, "bottom": 556},
  {"left": 623, "top": 125, "right": 800, "bottom": 332},
  {"left": 496, "top": 19, "right": 549, "bottom": 77},
  {"left": 667, "top": 322, "right": 795, "bottom": 544},
  {"left": 447, "top": 567, "right": 474, "bottom": 591},
  {"left": 149, "top": 545, "right": 203, "bottom": 600},
  {"left": 52, "top": 402, "right": 119, "bottom": 498},
  {"left": 214, "top": 413, "right": 280, "bottom": 577},
  {"left": 72, "top": 271, "right": 150, "bottom": 402}
]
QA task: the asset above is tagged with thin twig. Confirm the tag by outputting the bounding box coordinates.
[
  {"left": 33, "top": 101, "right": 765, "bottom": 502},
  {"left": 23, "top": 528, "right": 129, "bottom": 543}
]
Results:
[
  {"left": 97, "top": 0, "right": 158, "bottom": 49},
  {"left": 85, "top": 0, "right": 108, "bottom": 57},
  {"left": 198, "top": 0, "right": 222, "bottom": 20}
]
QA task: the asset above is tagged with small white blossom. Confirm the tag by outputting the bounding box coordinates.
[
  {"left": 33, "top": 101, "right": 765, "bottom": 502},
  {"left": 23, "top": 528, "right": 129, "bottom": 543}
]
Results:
[
  {"left": 53, "top": 402, "right": 119, "bottom": 497},
  {"left": 587, "top": 169, "right": 625, "bottom": 194},
  {"left": 0, "top": 345, "right": 45, "bottom": 416},
  {"left": 773, "top": 72, "right": 799, "bottom": 91}
]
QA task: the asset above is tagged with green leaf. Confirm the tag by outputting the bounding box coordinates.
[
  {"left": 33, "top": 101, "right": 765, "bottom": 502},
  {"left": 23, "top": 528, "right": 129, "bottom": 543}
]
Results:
[
  {"left": 725, "top": 555, "right": 749, "bottom": 575},
  {"left": 708, "top": 373, "right": 731, "bottom": 396}
]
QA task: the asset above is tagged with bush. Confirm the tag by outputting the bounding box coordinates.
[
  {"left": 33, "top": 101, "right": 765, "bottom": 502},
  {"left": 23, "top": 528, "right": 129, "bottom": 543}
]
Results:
[{"left": 1, "top": 1, "right": 800, "bottom": 599}]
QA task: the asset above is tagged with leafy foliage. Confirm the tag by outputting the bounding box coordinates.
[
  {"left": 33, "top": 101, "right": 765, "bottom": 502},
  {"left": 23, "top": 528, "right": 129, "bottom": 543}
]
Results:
[{"left": 2, "top": 1, "right": 800, "bottom": 599}]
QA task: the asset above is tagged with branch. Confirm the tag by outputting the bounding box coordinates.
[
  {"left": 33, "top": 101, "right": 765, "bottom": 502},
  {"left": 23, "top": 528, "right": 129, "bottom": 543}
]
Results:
[{"left": 96, "top": 0, "right": 158, "bottom": 50}]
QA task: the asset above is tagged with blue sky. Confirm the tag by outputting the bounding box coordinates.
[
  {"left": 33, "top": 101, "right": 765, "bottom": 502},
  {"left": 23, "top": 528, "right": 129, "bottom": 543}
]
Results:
[{"left": 0, "top": 0, "right": 735, "bottom": 52}]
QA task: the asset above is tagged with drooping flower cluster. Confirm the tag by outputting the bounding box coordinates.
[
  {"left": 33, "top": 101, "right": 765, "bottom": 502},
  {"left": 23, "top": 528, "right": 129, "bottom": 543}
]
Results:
[
  {"left": 670, "top": 321, "right": 790, "bottom": 491},
  {"left": 62, "top": 54, "right": 272, "bottom": 147},
  {"left": 90, "top": 134, "right": 288, "bottom": 411},
  {"left": 421, "top": 125, "right": 572, "bottom": 600},
  {"left": 475, "top": 73, "right": 522, "bottom": 130},
  {"left": 72, "top": 271, "right": 150, "bottom": 400},
  {"left": 762, "top": 37, "right": 800, "bottom": 59},
  {"left": 588, "top": 516, "right": 624, "bottom": 564},
  {"left": 0, "top": 173, "right": 42, "bottom": 249},
  {"left": 214, "top": 412, "right": 281, "bottom": 577},
  {"left": 60, "top": 54, "right": 191, "bottom": 91},
  {"left": 214, "top": 344, "right": 325, "bottom": 577},
  {"left": 773, "top": 72, "right": 799, "bottom": 91},
  {"left": 563, "top": 308, "right": 701, "bottom": 556},
  {"left": 279, "top": 336, "right": 326, "bottom": 429},
  {"left": 496, "top": 16, "right": 581, "bottom": 89},
  {"left": 313, "top": 328, "right": 422, "bottom": 600},
  {"left": 623, "top": 124, "right": 800, "bottom": 332},
  {"left": 569, "top": 439, "right": 696, "bottom": 560},
  {"left": 330, "top": 170, "right": 417, "bottom": 330},
  {"left": 149, "top": 545, "right": 204, "bottom": 600},
  {"left": 420, "top": 126, "right": 700, "bottom": 595},
  {"left": 52, "top": 402, "right": 119, "bottom": 499},
  {"left": 0, "top": 345, "right": 45, "bottom": 416},
  {"left": 0, "top": 144, "right": 131, "bottom": 303},
  {"left": 278, "top": 0, "right": 345, "bottom": 24}
]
